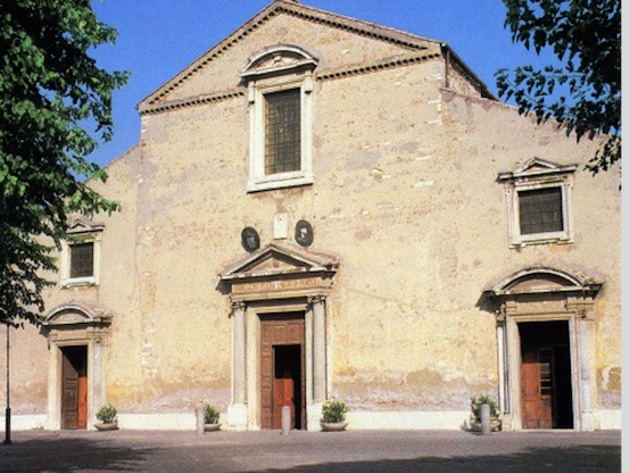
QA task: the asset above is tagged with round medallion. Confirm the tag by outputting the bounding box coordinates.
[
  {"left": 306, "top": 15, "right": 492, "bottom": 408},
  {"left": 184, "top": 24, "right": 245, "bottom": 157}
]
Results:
[
  {"left": 241, "top": 227, "right": 260, "bottom": 252},
  {"left": 295, "top": 219, "right": 314, "bottom": 247}
]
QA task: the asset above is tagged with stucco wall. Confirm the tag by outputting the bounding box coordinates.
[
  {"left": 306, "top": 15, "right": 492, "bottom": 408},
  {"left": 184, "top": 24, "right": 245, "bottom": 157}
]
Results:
[{"left": 4, "top": 4, "right": 620, "bottom": 430}]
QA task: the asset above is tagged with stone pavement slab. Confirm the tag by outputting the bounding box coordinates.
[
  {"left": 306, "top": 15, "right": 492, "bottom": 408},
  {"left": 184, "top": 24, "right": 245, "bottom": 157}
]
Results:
[{"left": 0, "top": 429, "right": 621, "bottom": 473}]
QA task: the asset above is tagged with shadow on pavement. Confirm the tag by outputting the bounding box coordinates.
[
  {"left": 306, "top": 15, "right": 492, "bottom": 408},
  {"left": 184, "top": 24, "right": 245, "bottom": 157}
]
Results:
[
  {"left": 0, "top": 431, "right": 620, "bottom": 473},
  {"left": 0, "top": 434, "right": 155, "bottom": 472},
  {"left": 256, "top": 444, "right": 620, "bottom": 473}
]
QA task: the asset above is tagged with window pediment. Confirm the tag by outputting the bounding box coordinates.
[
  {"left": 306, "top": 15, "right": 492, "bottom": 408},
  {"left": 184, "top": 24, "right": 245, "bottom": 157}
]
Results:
[
  {"left": 66, "top": 216, "right": 104, "bottom": 235},
  {"left": 240, "top": 44, "right": 318, "bottom": 80},
  {"left": 498, "top": 157, "right": 577, "bottom": 183}
]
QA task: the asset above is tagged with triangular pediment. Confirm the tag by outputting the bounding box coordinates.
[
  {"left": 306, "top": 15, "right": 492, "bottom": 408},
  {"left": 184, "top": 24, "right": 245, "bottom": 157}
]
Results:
[
  {"left": 66, "top": 215, "right": 104, "bottom": 234},
  {"left": 498, "top": 157, "right": 578, "bottom": 182},
  {"left": 220, "top": 242, "right": 339, "bottom": 281},
  {"left": 138, "top": 0, "right": 444, "bottom": 114}
]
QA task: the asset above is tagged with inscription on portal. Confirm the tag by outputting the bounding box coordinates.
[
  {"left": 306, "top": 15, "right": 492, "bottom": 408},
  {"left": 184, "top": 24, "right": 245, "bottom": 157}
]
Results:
[{"left": 235, "top": 277, "right": 318, "bottom": 293}]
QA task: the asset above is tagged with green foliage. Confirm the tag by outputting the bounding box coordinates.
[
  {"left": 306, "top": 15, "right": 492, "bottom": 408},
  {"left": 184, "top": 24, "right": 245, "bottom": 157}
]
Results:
[
  {"left": 203, "top": 405, "right": 220, "bottom": 424},
  {"left": 496, "top": 0, "right": 620, "bottom": 173},
  {"left": 96, "top": 404, "right": 117, "bottom": 424},
  {"left": 0, "top": 0, "right": 128, "bottom": 325},
  {"left": 469, "top": 394, "right": 500, "bottom": 424},
  {"left": 321, "top": 399, "right": 348, "bottom": 424}
]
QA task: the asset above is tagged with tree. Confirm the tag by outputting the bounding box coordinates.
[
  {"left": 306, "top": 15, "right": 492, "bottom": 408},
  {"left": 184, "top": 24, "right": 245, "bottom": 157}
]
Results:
[
  {"left": 495, "top": 0, "right": 621, "bottom": 173},
  {"left": 0, "top": 0, "right": 128, "bottom": 326}
]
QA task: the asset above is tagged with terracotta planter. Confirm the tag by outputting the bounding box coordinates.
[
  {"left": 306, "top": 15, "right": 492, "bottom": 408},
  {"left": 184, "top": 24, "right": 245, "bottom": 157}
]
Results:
[
  {"left": 204, "top": 423, "right": 221, "bottom": 432},
  {"left": 320, "top": 421, "right": 348, "bottom": 432}
]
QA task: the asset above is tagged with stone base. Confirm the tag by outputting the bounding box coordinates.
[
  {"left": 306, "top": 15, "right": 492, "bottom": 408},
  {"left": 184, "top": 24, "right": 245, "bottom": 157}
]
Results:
[{"left": 227, "top": 403, "right": 248, "bottom": 431}]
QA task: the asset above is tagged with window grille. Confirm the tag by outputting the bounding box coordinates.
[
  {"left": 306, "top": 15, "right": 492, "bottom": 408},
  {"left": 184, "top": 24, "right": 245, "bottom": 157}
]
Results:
[
  {"left": 519, "top": 187, "right": 564, "bottom": 235},
  {"left": 265, "top": 89, "right": 301, "bottom": 175},
  {"left": 70, "top": 242, "right": 94, "bottom": 278}
]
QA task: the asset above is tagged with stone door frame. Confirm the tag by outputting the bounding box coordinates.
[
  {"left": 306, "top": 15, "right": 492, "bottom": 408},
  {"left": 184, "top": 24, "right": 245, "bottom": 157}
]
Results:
[
  {"left": 220, "top": 242, "right": 338, "bottom": 431},
  {"left": 487, "top": 267, "right": 602, "bottom": 431},
  {"left": 41, "top": 303, "right": 112, "bottom": 431}
]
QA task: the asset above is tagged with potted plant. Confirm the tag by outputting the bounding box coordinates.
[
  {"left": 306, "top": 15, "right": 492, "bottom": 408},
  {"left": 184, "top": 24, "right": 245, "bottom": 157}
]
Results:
[
  {"left": 320, "top": 399, "right": 348, "bottom": 432},
  {"left": 203, "top": 404, "right": 221, "bottom": 432},
  {"left": 95, "top": 404, "right": 118, "bottom": 431},
  {"left": 469, "top": 394, "right": 501, "bottom": 432}
]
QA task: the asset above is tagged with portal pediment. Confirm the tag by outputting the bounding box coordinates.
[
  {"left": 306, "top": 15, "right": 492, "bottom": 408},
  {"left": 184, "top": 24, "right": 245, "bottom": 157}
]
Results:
[
  {"left": 221, "top": 242, "right": 339, "bottom": 282},
  {"left": 488, "top": 267, "right": 603, "bottom": 298},
  {"left": 43, "top": 302, "right": 112, "bottom": 327}
]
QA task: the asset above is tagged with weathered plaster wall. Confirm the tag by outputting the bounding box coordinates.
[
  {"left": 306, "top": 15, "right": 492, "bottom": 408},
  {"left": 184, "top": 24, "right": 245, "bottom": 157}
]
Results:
[
  {"left": 439, "top": 90, "right": 622, "bottom": 412},
  {"left": 0, "top": 324, "right": 48, "bottom": 418},
  {"left": 11, "top": 6, "right": 619, "bottom": 429}
]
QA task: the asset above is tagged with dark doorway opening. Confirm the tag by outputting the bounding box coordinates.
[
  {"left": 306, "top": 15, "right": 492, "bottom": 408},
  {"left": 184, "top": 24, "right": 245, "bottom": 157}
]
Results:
[
  {"left": 273, "top": 344, "right": 303, "bottom": 430},
  {"left": 519, "top": 321, "right": 573, "bottom": 429},
  {"left": 61, "top": 346, "right": 88, "bottom": 430},
  {"left": 260, "top": 312, "right": 306, "bottom": 430}
]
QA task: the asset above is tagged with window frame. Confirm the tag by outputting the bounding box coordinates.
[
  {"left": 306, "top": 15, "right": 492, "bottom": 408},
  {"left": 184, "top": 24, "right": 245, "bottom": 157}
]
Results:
[
  {"left": 60, "top": 219, "right": 103, "bottom": 287},
  {"left": 240, "top": 45, "right": 318, "bottom": 193},
  {"left": 247, "top": 77, "right": 314, "bottom": 192},
  {"left": 499, "top": 159, "right": 576, "bottom": 248}
]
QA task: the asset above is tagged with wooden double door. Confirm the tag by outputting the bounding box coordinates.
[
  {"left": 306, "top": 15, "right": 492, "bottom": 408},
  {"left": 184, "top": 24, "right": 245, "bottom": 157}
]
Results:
[
  {"left": 260, "top": 313, "right": 306, "bottom": 430},
  {"left": 520, "top": 321, "right": 573, "bottom": 429},
  {"left": 61, "top": 346, "right": 88, "bottom": 430}
]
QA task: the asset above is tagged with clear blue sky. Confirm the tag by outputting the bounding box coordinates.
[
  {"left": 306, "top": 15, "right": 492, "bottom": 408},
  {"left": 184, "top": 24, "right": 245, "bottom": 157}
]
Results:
[{"left": 89, "top": 0, "right": 551, "bottom": 169}]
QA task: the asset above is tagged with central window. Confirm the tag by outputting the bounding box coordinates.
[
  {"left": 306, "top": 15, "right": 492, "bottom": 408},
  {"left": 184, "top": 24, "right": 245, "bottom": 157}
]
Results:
[
  {"left": 241, "top": 44, "right": 317, "bottom": 193},
  {"left": 265, "top": 89, "right": 301, "bottom": 175}
]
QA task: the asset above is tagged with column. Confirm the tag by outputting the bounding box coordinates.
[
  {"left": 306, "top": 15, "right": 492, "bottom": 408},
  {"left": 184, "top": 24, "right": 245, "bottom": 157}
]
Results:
[
  {"left": 495, "top": 309, "right": 507, "bottom": 415},
  {"left": 577, "top": 313, "right": 596, "bottom": 431},
  {"left": 228, "top": 301, "right": 248, "bottom": 429},
  {"left": 310, "top": 295, "right": 327, "bottom": 402}
]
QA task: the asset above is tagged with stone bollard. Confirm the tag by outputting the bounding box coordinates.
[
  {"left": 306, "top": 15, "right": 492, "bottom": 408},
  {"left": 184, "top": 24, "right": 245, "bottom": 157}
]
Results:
[
  {"left": 281, "top": 406, "right": 291, "bottom": 435},
  {"left": 196, "top": 406, "right": 205, "bottom": 435},
  {"left": 480, "top": 403, "right": 491, "bottom": 435}
]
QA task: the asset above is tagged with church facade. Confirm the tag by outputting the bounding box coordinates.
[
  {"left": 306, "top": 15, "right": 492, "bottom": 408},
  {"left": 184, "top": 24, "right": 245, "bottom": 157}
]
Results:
[{"left": 2, "top": 0, "right": 621, "bottom": 432}]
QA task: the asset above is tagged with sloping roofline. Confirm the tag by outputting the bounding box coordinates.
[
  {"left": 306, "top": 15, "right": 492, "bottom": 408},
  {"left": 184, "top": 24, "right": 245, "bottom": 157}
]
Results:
[{"left": 138, "top": 0, "right": 495, "bottom": 112}]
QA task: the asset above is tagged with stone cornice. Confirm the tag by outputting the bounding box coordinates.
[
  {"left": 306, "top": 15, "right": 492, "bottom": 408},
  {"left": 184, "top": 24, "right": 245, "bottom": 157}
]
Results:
[
  {"left": 139, "top": 53, "right": 441, "bottom": 116},
  {"left": 138, "top": 0, "right": 438, "bottom": 111},
  {"left": 139, "top": 91, "right": 245, "bottom": 116},
  {"left": 316, "top": 51, "right": 440, "bottom": 82}
]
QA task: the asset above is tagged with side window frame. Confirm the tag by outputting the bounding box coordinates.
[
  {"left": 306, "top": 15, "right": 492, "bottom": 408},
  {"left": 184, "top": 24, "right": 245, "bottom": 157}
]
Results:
[
  {"left": 60, "top": 218, "right": 103, "bottom": 287},
  {"left": 499, "top": 158, "right": 576, "bottom": 248}
]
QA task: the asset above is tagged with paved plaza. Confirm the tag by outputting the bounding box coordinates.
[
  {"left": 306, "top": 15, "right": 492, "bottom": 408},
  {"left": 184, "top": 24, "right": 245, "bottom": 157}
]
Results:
[{"left": 0, "top": 428, "right": 621, "bottom": 473}]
